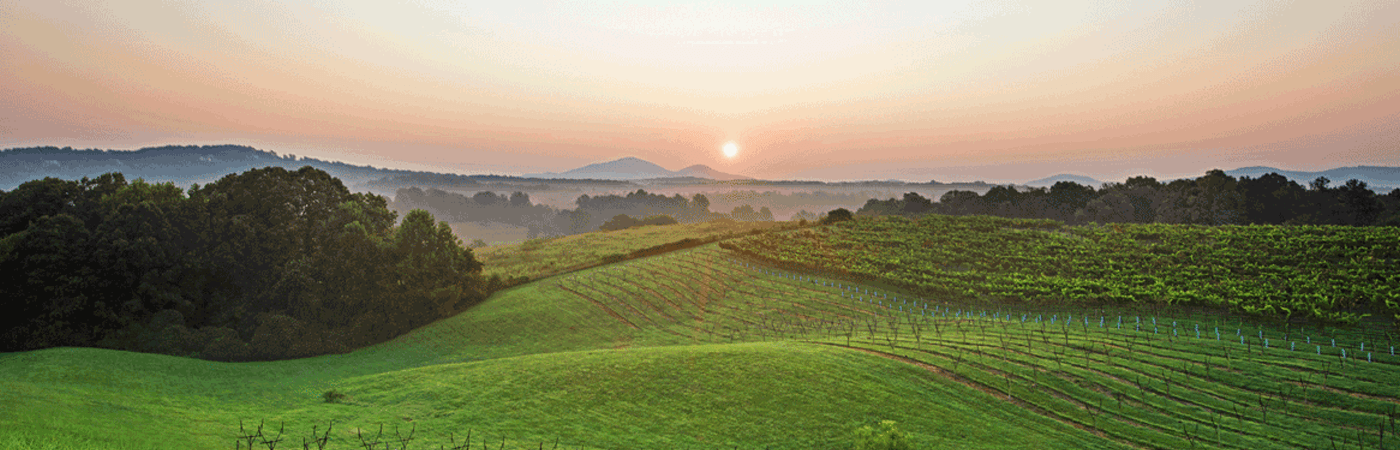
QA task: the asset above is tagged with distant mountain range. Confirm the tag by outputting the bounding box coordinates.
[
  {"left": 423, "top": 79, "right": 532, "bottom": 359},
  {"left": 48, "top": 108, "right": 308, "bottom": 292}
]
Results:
[
  {"left": 526, "top": 157, "right": 751, "bottom": 181},
  {"left": 0, "top": 145, "right": 622, "bottom": 195},
  {"left": 1224, "top": 166, "right": 1400, "bottom": 190},
  {"left": 3, "top": 145, "right": 1394, "bottom": 193}
]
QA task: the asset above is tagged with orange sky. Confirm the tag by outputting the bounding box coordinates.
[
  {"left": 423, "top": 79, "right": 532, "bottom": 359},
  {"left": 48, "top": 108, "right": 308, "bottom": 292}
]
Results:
[{"left": 3, "top": 0, "right": 1397, "bottom": 182}]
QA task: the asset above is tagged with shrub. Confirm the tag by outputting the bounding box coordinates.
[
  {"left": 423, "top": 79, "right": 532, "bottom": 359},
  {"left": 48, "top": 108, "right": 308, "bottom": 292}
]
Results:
[
  {"left": 599, "top": 214, "right": 640, "bottom": 231},
  {"left": 822, "top": 208, "right": 854, "bottom": 224},
  {"left": 322, "top": 389, "right": 347, "bottom": 403},
  {"left": 853, "top": 420, "right": 912, "bottom": 450}
]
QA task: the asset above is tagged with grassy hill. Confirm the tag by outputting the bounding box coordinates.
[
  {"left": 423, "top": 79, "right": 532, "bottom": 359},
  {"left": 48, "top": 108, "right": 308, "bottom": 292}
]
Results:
[
  {"left": 476, "top": 219, "right": 793, "bottom": 281},
  {"left": 4, "top": 216, "right": 1398, "bottom": 449}
]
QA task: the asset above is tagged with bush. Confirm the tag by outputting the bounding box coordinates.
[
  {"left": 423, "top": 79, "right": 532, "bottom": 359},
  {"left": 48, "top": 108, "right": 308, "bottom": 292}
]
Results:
[
  {"left": 322, "top": 389, "right": 347, "bottom": 403},
  {"left": 853, "top": 420, "right": 912, "bottom": 450},
  {"left": 822, "top": 208, "right": 854, "bottom": 224}
]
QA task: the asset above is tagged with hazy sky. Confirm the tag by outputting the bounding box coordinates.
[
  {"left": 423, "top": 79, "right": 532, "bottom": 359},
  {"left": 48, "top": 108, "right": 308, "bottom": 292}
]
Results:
[{"left": 3, "top": 0, "right": 1397, "bottom": 182}]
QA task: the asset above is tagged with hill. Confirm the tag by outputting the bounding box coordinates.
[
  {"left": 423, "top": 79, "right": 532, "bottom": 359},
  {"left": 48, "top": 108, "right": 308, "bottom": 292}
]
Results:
[
  {"left": 0, "top": 241, "right": 1119, "bottom": 450},
  {"left": 674, "top": 164, "right": 751, "bottom": 181},
  {"left": 1226, "top": 165, "right": 1400, "bottom": 190},
  {"left": 4, "top": 196, "right": 1398, "bottom": 449},
  {"left": 0, "top": 145, "right": 633, "bottom": 195},
  {"left": 528, "top": 157, "right": 751, "bottom": 181},
  {"left": 1023, "top": 174, "right": 1101, "bottom": 187}
]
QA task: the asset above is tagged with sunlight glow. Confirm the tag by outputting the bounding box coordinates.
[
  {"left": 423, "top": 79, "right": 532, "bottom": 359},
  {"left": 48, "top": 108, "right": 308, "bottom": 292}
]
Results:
[{"left": 723, "top": 142, "right": 739, "bottom": 158}]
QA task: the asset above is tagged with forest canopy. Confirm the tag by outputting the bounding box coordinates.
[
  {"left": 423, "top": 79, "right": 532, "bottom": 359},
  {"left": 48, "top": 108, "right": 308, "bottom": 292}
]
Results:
[
  {"left": 858, "top": 170, "right": 1400, "bottom": 226},
  {"left": 0, "top": 167, "right": 508, "bottom": 361}
]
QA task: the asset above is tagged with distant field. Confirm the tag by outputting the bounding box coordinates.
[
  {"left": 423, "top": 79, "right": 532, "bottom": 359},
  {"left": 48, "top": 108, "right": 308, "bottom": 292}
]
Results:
[
  {"left": 448, "top": 222, "right": 531, "bottom": 247},
  {"left": 476, "top": 219, "right": 795, "bottom": 280},
  {"left": 4, "top": 218, "right": 1396, "bottom": 449}
]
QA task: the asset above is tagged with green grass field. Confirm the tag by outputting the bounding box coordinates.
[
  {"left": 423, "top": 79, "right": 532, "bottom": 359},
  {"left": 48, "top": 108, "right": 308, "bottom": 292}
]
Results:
[
  {"left": 476, "top": 219, "right": 793, "bottom": 280},
  {"left": 3, "top": 220, "right": 1397, "bottom": 449}
]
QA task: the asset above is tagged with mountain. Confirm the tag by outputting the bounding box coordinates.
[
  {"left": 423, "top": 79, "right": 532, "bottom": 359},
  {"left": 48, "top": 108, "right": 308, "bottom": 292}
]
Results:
[
  {"left": 673, "top": 164, "right": 750, "bottom": 181},
  {"left": 0, "top": 145, "right": 607, "bottom": 195},
  {"left": 1024, "top": 174, "right": 1102, "bottom": 188},
  {"left": 1226, "top": 166, "right": 1400, "bottom": 190},
  {"left": 528, "top": 157, "right": 751, "bottom": 181}
]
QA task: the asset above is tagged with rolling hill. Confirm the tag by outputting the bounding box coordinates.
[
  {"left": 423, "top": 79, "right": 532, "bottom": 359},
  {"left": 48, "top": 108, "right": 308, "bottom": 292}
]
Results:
[
  {"left": 4, "top": 216, "right": 1398, "bottom": 449},
  {"left": 1226, "top": 165, "right": 1400, "bottom": 190},
  {"left": 527, "top": 157, "right": 751, "bottom": 181}
]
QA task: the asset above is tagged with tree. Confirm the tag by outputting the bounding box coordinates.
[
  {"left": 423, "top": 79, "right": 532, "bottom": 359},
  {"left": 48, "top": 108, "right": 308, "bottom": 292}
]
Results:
[
  {"left": 731, "top": 205, "right": 758, "bottom": 221},
  {"left": 0, "top": 177, "right": 81, "bottom": 236},
  {"left": 691, "top": 193, "right": 711, "bottom": 212},
  {"left": 758, "top": 206, "right": 774, "bottom": 221},
  {"left": 1238, "top": 173, "right": 1305, "bottom": 224},
  {"left": 822, "top": 208, "right": 854, "bottom": 224},
  {"left": 1154, "top": 171, "right": 1243, "bottom": 225},
  {"left": 900, "top": 192, "right": 934, "bottom": 215},
  {"left": 982, "top": 185, "right": 1019, "bottom": 205},
  {"left": 600, "top": 214, "right": 641, "bottom": 231},
  {"left": 0, "top": 213, "right": 100, "bottom": 350},
  {"left": 1075, "top": 192, "right": 1134, "bottom": 224},
  {"left": 509, "top": 191, "right": 530, "bottom": 208},
  {"left": 1335, "top": 179, "right": 1382, "bottom": 226},
  {"left": 1047, "top": 181, "right": 1096, "bottom": 222},
  {"left": 939, "top": 190, "right": 985, "bottom": 216},
  {"left": 1, "top": 167, "right": 492, "bottom": 361}
]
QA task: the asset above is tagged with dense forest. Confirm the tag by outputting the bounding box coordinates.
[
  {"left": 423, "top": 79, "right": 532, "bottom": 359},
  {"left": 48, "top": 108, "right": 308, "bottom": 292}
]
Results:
[
  {"left": 0, "top": 167, "right": 518, "bottom": 361},
  {"left": 859, "top": 170, "right": 1400, "bottom": 226}
]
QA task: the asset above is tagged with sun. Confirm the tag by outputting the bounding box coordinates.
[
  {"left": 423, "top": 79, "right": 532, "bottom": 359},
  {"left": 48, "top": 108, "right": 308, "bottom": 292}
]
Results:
[{"left": 722, "top": 142, "right": 739, "bottom": 158}]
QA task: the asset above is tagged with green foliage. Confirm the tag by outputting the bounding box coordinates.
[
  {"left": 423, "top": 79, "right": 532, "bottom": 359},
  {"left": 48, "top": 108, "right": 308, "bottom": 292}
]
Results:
[
  {"left": 4, "top": 239, "right": 1397, "bottom": 450},
  {"left": 0, "top": 167, "right": 492, "bottom": 361},
  {"left": 321, "top": 389, "right": 347, "bottom": 403},
  {"left": 599, "top": 213, "right": 679, "bottom": 231},
  {"left": 822, "top": 208, "right": 854, "bottom": 224},
  {"left": 853, "top": 420, "right": 913, "bottom": 450},
  {"left": 725, "top": 214, "right": 1400, "bottom": 326}
]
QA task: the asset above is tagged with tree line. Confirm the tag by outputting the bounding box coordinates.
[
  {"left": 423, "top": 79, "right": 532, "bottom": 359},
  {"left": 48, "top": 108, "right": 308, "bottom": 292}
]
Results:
[
  {"left": 0, "top": 167, "right": 519, "bottom": 361},
  {"left": 858, "top": 170, "right": 1400, "bottom": 226},
  {"left": 391, "top": 187, "right": 775, "bottom": 238}
]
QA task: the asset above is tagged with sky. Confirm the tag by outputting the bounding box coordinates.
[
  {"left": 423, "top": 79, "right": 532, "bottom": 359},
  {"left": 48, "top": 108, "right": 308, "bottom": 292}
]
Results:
[{"left": 2, "top": 0, "right": 1398, "bottom": 182}]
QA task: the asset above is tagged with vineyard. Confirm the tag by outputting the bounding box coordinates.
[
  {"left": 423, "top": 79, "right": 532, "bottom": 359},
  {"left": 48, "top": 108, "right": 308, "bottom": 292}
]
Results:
[
  {"left": 7, "top": 217, "right": 1400, "bottom": 449},
  {"left": 552, "top": 244, "right": 1400, "bottom": 449},
  {"left": 477, "top": 219, "right": 793, "bottom": 281},
  {"left": 719, "top": 214, "right": 1400, "bottom": 325}
]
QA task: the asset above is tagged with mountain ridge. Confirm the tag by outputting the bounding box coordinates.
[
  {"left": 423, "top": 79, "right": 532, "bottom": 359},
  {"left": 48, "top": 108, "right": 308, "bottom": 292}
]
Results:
[{"left": 527, "top": 157, "right": 751, "bottom": 181}]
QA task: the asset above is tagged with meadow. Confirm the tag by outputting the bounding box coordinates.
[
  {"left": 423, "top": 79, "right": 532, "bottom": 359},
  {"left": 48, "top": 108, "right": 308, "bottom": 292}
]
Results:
[
  {"left": 2, "top": 216, "right": 1397, "bottom": 449},
  {"left": 475, "top": 219, "right": 794, "bottom": 281}
]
